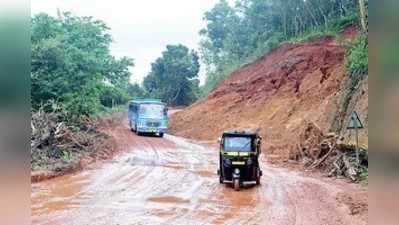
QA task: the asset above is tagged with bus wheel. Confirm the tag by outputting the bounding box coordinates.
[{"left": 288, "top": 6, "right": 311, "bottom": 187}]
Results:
[{"left": 159, "top": 133, "right": 164, "bottom": 138}]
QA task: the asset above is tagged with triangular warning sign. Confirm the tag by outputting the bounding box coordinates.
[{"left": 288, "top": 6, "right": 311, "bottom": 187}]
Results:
[{"left": 347, "top": 111, "right": 364, "bottom": 129}]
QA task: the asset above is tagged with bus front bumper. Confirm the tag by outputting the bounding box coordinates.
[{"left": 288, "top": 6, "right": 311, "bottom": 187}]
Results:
[{"left": 137, "top": 127, "right": 167, "bottom": 133}]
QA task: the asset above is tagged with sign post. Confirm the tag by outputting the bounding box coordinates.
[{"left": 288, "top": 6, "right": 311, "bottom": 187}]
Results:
[{"left": 346, "top": 111, "right": 364, "bottom": 164}]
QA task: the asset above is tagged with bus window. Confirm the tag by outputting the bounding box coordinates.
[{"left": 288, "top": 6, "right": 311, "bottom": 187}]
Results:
[{"left": 139, "top": 104, "right": 164, "bottom": 118}]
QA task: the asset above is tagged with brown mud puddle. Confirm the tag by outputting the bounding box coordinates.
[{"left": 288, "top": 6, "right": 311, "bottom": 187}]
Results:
[{"left": 148, "top": 196, "right": 190, "bottom": 204}]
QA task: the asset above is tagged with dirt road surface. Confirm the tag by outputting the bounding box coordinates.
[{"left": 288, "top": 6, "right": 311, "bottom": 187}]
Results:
[{"left": 31, "top": 119, "right": 366, "bottom": 225}]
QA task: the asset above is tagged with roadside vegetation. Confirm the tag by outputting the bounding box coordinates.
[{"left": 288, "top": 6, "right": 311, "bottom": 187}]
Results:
[
  {"left": 31, "top": 12, "right": 133, "bottom": 172},
  {"left": 31, "top": 12, "right": 134, "bottom": 120},
  {"left": 347, "top": 33, "right": 368, "bottom": 77}
]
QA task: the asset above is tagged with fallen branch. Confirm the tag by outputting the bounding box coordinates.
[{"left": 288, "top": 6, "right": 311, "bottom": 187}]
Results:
[{"left": 293, "top": 121, "right": 368, "bottom": 181}]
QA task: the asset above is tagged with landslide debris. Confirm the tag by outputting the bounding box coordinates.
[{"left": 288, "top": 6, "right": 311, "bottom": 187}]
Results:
[
  {"left": 170, "top": 27, "right": 368, "bottom": 181},
  {"left": 292, "top": 121, "right": 367, "bottom": 181},
  {"left": 31, "top": 105, "right": 116, "bottom": 182}
]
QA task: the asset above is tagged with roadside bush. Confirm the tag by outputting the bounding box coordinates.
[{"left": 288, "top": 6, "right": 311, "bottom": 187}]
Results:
[
  {"left": 62, "top": 89, "right": 101, "bottom": 122},
  {"left": 346, "top": 34, "right": 368, "bottom": 77},
  {"left": 99, "top": 85, "right": 130, "bottom": 108}
]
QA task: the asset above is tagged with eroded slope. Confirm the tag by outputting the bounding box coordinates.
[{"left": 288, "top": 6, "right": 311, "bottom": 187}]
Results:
[{"left": 170, "top": 33, "right": 367, "bottom": 160}]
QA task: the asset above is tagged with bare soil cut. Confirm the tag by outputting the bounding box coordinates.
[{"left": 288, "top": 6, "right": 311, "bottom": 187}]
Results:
[{"left": 169, "top": 26, "right": 367, "bottom": 163}]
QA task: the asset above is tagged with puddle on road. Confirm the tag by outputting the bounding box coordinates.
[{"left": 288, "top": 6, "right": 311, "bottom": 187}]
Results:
[
  {"left": 31, "top": 172, "right": 92, "bottom": 217},
  {"left": 147, "top": 196, "right": 191, "bottom": 204},
  {"left": 196, "top": 170, "right": 215, "bottom": 178}
]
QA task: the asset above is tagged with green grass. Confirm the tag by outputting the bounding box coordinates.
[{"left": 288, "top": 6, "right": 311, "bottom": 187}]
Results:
[{"left": 289, "top": 28, "right": 337, "bottom": 44}]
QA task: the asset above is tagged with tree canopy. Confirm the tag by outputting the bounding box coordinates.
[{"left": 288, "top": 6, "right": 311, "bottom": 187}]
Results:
[
  {"left": 143, "top": 44, "right": 200, "bottom": 106},
  {"left": 31, "top": 12, "right": 134, "bottom": 119}
]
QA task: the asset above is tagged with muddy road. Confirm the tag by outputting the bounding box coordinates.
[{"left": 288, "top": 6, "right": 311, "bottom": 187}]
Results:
[{"left": 31, "top": 119, "right": 366, "bottom": 225}]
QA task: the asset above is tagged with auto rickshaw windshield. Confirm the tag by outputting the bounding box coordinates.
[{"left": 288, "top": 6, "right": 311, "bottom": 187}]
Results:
[{"left": 223, "top": 136, "right": 252, "bottom": 151}]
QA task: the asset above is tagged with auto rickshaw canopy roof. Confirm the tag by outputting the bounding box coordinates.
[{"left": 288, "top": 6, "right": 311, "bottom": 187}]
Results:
[{"left": 222, "top": 129, "right": 260, "bottom": 138}]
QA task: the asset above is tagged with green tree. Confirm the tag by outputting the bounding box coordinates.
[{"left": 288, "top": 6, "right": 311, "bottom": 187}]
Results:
[
  {"left": 31, "top": 12, "right": 134, "bottom": 118},
  {"left": 127, "top": 83, "right": 146, "bottom": 98},
  {"left": 143, "top": 44, "right": 200, "bottom": 106}
]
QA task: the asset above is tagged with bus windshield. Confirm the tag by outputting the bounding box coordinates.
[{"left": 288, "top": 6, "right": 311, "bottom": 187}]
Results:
[
  {"left": 223, "top": 137, "right": 252, "bottom": 151},
  {"left": 139, "top": 104, "right": 165, "bottom": 118}
]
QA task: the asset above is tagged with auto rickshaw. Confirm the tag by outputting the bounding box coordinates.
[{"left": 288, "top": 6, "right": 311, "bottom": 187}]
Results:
[{"left": 217, "top": 129, "right": 262, "bottom": 191}]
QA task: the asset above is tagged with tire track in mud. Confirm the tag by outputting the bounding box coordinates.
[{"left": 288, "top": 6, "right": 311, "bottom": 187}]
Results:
[{"left": 31, "top": 119, "right": 366, "bottom": 225}]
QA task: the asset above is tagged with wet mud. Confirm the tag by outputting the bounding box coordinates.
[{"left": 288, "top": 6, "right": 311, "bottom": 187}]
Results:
[{"left": 31, "top": 120, "right": 366, "bottom": 225}]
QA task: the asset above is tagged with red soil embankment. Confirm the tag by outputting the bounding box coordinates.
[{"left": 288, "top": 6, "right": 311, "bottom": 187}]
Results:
[{"left": 170, "top": 27, "right": 367, "bottom": 161}]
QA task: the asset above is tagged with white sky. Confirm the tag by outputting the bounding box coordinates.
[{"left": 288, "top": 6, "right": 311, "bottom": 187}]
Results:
[{"left": 31, "top": 0, "right": 226, "bottom": 85}]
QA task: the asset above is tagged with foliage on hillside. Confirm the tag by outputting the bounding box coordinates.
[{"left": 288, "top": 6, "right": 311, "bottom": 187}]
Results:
[
  {"left": 143, "top": 44, "right": 200, "bottom": 106},
  {"left": 31, "top": 12, "right": 134, "bottom": 121},
  {"left": 347, "top": 33, "right": 368, "bottom": 77},
  {"left": 199, "top": 0, "right": 361, "bottom": 94}
]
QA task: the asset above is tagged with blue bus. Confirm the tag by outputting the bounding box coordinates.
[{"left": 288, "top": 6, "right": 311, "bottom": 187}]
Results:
[{"left": 128, "top": 99, "right": 168, "bottom": 137}]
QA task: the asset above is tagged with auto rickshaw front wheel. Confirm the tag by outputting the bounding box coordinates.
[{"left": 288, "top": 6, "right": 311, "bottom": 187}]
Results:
[
  {"left": 256, "top": 168, "right": 261, "bottom": 185},
  {"left": 233, "top": 179, "right": 240, "bottom": 191}
]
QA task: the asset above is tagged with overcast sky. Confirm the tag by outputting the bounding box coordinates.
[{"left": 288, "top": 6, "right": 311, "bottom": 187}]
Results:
[{"left": 31, "top": 0, "right": 225, "bottom": 84}]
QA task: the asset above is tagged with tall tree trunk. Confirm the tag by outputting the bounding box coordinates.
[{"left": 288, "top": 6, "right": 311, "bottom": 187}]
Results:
[
  {"left": 283, "top": 11, "right": 287, "bottom": 38},
  {"left": 305, "top": 1, "right": 319, "bottom": 27},
  {"left": 358, "top": 0, "right": 368, "bottom": 32},
  {"left": 317, "top": 4, "right": 328, "bottom": 29}
]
